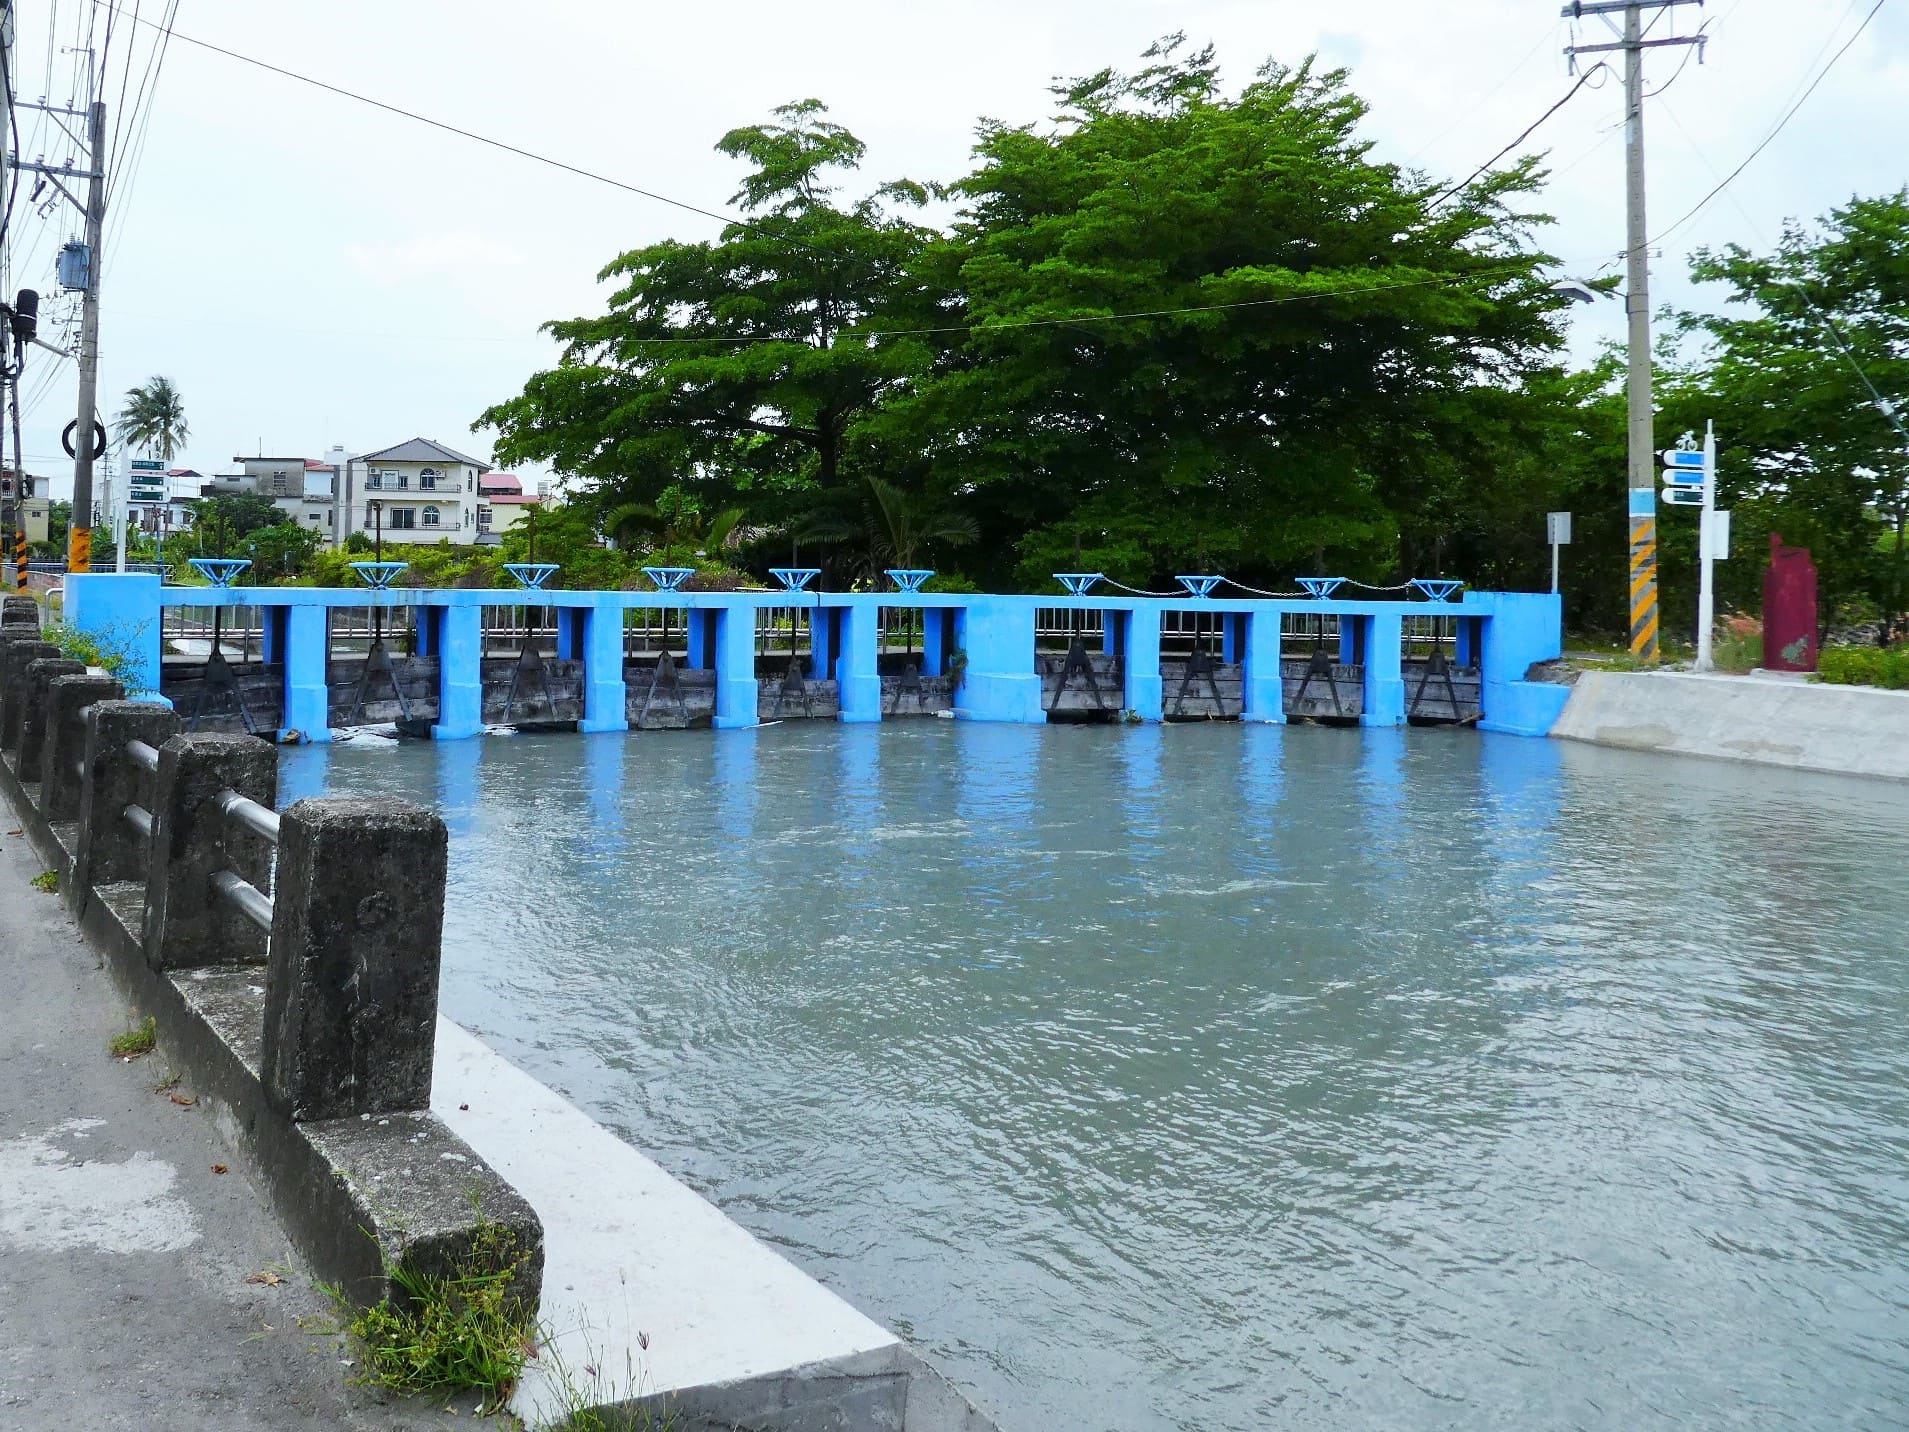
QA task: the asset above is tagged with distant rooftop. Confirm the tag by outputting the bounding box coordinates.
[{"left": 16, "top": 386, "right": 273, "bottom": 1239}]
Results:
[{"left": 356, "top": 437, "right": 487, "bottom": 468}]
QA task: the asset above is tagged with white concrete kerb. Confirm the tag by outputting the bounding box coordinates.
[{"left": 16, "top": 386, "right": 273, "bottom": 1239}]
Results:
[{"left": 432, "top": 1019, "right": 900, "bottom": 1426}]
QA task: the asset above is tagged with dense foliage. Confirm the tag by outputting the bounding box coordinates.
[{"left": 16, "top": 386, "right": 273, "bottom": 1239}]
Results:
[{"left": 473, "top": 40, "right": 1900, "bottom": 639}]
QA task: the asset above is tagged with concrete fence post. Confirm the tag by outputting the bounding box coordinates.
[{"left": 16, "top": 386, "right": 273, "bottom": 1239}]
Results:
[
  {"left": 39, "top": 674, "right": 125, "bottom": 820},
  {"left": 17, "top": 658, "right": 87, "bottom": 781},
  {"left": 0, "top": 640, "right": 60, "bottom": 754},
  {"left": 74, "top": 700, "right": 180, "bottom": 890},
  {"left": 2, "top": 595, "right": 39, "bottom": 627},
  {"left": 144, "top": 733, "right": 278, "bottom": 970},
  {"left": 261, "top": 796, "right": 449, "bottom": 1121}
]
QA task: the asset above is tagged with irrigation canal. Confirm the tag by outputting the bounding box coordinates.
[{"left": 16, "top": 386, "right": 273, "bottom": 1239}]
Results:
[{"left": 283, "top": 720, "right": 1909, "bottom": 1431}]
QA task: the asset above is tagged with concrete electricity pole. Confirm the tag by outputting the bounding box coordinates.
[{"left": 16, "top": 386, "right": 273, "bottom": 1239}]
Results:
[
  {"left": 70, "top": 98, "right": 107, "bottom": 572},
  {"left": 1564, "top": 1, "right": 1705, "bottom": 658}
]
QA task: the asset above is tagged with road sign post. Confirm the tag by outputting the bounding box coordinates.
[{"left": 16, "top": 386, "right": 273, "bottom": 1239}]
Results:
[
  {"left": 1546, "top": 511, "right": 1572, "bottom": 595},
  {"left": 1661, "top": 427, "right": 1726, "bottom": 671}
]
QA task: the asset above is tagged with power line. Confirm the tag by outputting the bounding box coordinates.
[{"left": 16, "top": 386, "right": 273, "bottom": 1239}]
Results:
[
  {"left": 97, "top": 1, "right": 837, "bottom": 257},
  {"left": 1428, "top": 64, "right": 1609, "bottom": 208},
  {"left": 1650, "top": 0, "right": 1888, "bottom": 246}
]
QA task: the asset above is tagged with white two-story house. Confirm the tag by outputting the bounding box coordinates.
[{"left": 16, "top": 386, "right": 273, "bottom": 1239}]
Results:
[{"left": 338, "top": 438, "right": 487, "bottom": 546}]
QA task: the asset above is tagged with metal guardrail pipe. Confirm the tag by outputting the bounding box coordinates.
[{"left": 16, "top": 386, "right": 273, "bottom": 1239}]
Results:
[
  {"left": 123, "top": 803, "right": 154, "bottom": 839},
  {"left": 126, "top": 739, "right": 160, "bottom": 773},
  {"left": 209, "top": 868, "right": 274, "bottom": 932},
  {"left": 215, "top": 786, "right": 280, "bottom": 844}
]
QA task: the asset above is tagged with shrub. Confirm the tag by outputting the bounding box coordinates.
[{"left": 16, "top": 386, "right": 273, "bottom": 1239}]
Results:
[
  {"left": 1817, "top": 646, "right": 1909, "bottom": 690},
  {"left": 1711, "top": 612, "right": 1762, "bottom": 674}
]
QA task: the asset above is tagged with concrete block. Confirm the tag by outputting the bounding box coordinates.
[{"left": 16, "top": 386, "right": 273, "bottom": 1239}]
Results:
[
  {"left": 38, "top": 674, "right": 125, "bottom": 820},
  {"left": 261, "top": 796, "right": 448, "bottom": 1121},
  {"left": 17, "top": 658, "right": 86, "bottom": 778},
  {"left": 2, "top": 594, "right": 38, "bottom": 627},
  {"left": 0, "top": 640, "right": 60, "bottom": 754},
  {"left": 75, "top": 699, "right": 179, "bottom": 891},
  {"left": 144, "top": 733, "right": 278, "bottom": 970}
]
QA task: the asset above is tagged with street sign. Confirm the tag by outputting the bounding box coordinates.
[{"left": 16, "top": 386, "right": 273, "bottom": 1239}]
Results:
[
  {"left": 129, "top": 458, "right": 165, "bottom": 472},
  {"left": 1702, "top": 508, "right": 1732, "bottom": 561},
  {"left": 1546, "top": 511, "right": 1572, "bottom": 544},
  {"left": 1661, "top": 486, "right": 1703, "bottom": 507},
  {"left": 1661, "top": 448, "right": 1705, "bottom": 469}
]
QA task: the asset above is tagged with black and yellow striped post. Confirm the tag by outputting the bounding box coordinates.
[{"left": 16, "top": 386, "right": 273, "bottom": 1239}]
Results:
[
  {"left": 1628, "top": 487, "right": 1658, "bottom": 659},
  {"left": 68, "top": 523, "right": 91, "bottom": 574},
  {"left": 12, "top": 529, "right": 25, "bottom": 593}
]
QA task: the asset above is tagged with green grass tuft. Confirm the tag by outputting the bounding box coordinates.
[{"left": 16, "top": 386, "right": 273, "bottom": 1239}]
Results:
[
  {"left": 109, "top": 1016, "right": 157, "bottom": 1057},
  {"left": 328, "top": 1217, "right": 536, "bottom": 1415},
  {"left": 30, "top": 868, "right": 58, "bottom": 892}
]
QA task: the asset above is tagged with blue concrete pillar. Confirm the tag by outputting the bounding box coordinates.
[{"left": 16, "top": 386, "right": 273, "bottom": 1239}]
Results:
[
  {"left": 953, "top": 597, "right": 1043, "bottom": 723},
  {"left": 1242, "top": 610, "right": 1285, "bottom": 724},
  {"left": 712, "top": 604, "right": 760, "bottom": 729},
  {"left": 1122, "top": 606, "right": 1162, "bottom": 722},
  {"left": 1222, "top": 613, "right": 1242, "bottom": 666},
  {"left": 1361, "top": 611, "right": 1406, "bottom": 726},
  {"left": 685, "top": 608, "right": 709, "bottom": 670},
  {"left": 555, "top": 606, "right": 584, "bottom": 661},
  {"left": 921, "top": 607, "right": 945, "bottom": 676},
  {"left": 433, "top": 604, "right": 485, "bottom": 739},
  {"left": 1455, "top": 616, "right": 1480, "bottom": 669},
  {"left": 62, "top": 571, "right": 164, "bottom": 699},
  {"left": 1101, "top": 610, "right": 1122, "bottom": 657},
  {"left": 810, "top": 605, "right": 838, "bottom": 680},
  {"left": 580, "top": 599, "right": 628, "bottom": 733},
  {"left": 261, "top": 607, "right": 282, "bottom": 665},
  {"left": 1337, "top": 616, "right": 1358, "bottom": 665},
  {"left": 415, "top": 605, "right": 440, "bottom": 658},
  {"left": 281, "top": 603, "right": 332, "bottom": 743},
  {"left": 836, "top": 602, "right": 882, "bottom": 723}
]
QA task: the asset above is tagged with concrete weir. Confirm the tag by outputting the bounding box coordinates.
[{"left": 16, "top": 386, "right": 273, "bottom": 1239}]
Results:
[
  {"left": 0, "top": 614, "right": 1001, "bottom": 1430},
  {"left": 63, "top": 570, "right": 1568, "bottom": 742}
]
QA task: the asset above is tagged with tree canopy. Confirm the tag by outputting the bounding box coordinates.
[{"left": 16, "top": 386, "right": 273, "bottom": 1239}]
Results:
[
  {"left": 114, "top": 376, "right": 189, "bottom": 463},
  {"left": 477, "top": 39, "right": 1905, "bottom": 638}
]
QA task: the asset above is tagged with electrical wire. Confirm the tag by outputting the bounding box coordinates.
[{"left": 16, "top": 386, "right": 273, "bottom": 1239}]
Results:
[
  {"left": 1427, "top": 63, "right": 1608, "bottom": 208},
  {"left": 95, "top": 0, "right": 855, "bottom": 264},
  {"left": 1650, "top": 0, "right": 1888, "bottom": 246}
]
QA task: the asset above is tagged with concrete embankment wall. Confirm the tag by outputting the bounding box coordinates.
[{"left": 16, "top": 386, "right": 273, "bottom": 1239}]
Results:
[{"left": 1551, "top": 670, "right": 1909, "bottom": 781}]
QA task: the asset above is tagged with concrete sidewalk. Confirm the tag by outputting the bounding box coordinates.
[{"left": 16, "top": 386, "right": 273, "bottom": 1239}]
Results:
[{"left": 0, "top": 784, "right": 481, "bottom": 1431}]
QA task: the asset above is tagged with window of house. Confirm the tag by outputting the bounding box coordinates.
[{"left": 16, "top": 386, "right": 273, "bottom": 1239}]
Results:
[
  {"left": 420, "top": 467, "right": 439, "bottom": 490},
  {"left": 388, "top": 508, "right": 416, "bottom": 530},
  {"left": 477, "top": 506, "right": 492, "bottom": 530},
  {"left": 422, "top": 506, "right": 440, "bottom": 527},
  {"left": 365, "top": 473, "right": 383, "bottom": 490},
  {"left": 467, "top": 473, "right": 475, "bottom": 492}
]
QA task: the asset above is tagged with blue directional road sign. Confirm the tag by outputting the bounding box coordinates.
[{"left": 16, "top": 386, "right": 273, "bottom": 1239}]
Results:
[
  {"left": 1661, "top": 448, "right": 1706, "bottom": 487},
  {"left": 1660, "top": 487, "right": 1704, "bottom": 507}
]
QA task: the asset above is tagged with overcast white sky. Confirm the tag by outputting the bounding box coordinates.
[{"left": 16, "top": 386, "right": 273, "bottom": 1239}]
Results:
[{"left": 6, "top": 0, "right": 1904, "bottom": 503}]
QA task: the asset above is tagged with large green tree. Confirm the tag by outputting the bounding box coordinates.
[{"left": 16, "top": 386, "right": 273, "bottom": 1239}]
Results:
[
  {"left": 1664, "top": 191, "right": 1909, "bottom": 638},
  {"left": 114, "top": 375, "right": 189, "bottom": 462},
  {"left": 479, "top": 102, "right": 940, "bottom": 547},
  {"left": 874, "top": 38, "right": 1570, "bottom": 587}
]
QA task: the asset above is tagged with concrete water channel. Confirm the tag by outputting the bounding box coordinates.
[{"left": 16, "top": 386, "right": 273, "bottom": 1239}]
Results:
[{"left": 276, "top": 718, "right": 1909, "bottom": 1432}]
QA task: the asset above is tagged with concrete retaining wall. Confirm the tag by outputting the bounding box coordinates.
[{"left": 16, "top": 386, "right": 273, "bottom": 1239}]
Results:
[{"left": 1551, "top": 670, "right": 1909, "bottom": 781}]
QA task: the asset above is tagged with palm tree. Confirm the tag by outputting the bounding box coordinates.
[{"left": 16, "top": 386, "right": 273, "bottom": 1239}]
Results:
[{"left": 114, "top": 376, "right": 190, "bottom": 462}]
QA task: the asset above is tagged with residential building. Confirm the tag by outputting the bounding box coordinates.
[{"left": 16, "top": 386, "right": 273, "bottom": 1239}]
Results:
[
  {"left": 474, "top": 471, "right": 542, "bottom": 544},
  {"left": 225, "top": 455, "right": 335, "bottom": 540},
  {"left": 337, "top": 438, "right": 487, "bottom": 547}
]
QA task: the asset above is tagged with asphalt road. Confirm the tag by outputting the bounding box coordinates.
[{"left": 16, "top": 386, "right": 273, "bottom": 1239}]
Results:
[{"left": 0, "top": 782, "right": 484, "bottom": 1431}]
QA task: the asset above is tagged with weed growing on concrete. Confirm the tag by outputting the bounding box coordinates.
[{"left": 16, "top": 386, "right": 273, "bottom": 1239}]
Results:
[
  {"left": 29, "top": 868, "right": 57, "bottom": 892},
  {"left": 326, "top": 1217, "right": 536, "bottom": 1415},
  {"left": 108, "top": 1016, "right": 157, "bottom": 1057},
  {"left": 533, "top": 1328, "right": 679, "bottom": 1432}
]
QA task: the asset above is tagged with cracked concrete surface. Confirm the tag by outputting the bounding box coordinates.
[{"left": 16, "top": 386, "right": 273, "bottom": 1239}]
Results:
[{"left": 0, "top": 783, "right": 489, "bottom": 1431}]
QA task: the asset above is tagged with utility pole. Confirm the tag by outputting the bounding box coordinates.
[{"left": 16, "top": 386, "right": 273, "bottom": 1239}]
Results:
[
  {"left": 1564, "top": 1, "right": 1706, "bottom": 659},
  {"left": 71, "top": 98, "right": 106, "bottom": 572}
]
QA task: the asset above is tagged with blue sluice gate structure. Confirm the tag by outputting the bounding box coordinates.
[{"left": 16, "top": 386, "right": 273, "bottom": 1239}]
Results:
[{"left": 60, "top": 572, "right": 1572, "bottom": 743}]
